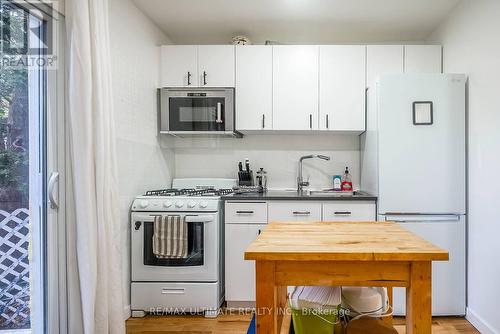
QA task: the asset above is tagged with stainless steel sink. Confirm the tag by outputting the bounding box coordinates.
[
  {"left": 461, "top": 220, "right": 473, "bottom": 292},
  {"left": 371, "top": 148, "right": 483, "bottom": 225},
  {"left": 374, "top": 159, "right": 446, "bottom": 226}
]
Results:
[
  {"left": 308, "top": 190, "right": 355, "bottom": 197},
  {"left": 266, "top": 189, "right": 366, "bottom": 197}
]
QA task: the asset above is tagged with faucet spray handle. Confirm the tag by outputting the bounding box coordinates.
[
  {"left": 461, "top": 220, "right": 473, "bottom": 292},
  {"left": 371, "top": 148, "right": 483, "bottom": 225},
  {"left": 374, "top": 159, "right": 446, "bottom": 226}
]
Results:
[{"left": 316, "top": 155, "right": 331, "bottom": 161}]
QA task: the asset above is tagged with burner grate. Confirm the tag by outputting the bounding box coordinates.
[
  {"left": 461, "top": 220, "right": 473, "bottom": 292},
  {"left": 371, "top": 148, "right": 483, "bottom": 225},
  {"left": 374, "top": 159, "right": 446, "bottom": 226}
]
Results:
[{"left": 144, "top": 188, "right": 234, "bottom": 197}]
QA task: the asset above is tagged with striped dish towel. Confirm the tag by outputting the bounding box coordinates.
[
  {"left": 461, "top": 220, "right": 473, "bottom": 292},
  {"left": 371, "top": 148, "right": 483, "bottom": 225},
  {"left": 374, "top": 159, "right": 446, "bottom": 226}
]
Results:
[{"left": 152, "top": 215, "right": 188, "bottom": 259}]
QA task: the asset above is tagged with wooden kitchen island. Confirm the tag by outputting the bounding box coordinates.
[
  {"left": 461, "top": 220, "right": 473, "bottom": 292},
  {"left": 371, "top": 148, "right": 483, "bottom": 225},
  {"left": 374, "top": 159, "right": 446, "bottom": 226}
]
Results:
[{"left": 244, "top": 221, "right": 449, "bottom": 334}]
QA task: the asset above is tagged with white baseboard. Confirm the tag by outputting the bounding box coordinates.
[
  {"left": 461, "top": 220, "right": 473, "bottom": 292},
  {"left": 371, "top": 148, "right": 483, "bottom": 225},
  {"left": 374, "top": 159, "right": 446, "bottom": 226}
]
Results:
[
  {"left": 467, "top": 307, "right": 498, "bottom": 334},
  {"left": 124, "top": 304, "right": 131, "bottom": 321}
]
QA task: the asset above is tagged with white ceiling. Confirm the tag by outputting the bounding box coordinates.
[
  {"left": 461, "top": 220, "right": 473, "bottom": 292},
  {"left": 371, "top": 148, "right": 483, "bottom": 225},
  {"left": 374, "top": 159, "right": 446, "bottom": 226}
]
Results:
[{"left": 132, "top": 0, "right": 460, "bottom": 44}]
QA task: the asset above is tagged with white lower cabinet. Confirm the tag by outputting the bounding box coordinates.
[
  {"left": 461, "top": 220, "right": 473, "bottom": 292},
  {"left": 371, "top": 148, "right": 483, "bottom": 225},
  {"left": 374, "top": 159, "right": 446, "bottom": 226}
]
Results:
[
  {"left": 225, "top": 223, "right": 266, "bottom": 305},
  {"left": 322, "top": 201, "right": 376, "bottom": 221},
  {"left": 225, "top": 202, "right": 268, "bottom": 223},
  {"left": 268, "top": 201, "right": 322, "bottom": 222},
  {"left": 224, "top": 199, "right": 376, "bottom": 304}
]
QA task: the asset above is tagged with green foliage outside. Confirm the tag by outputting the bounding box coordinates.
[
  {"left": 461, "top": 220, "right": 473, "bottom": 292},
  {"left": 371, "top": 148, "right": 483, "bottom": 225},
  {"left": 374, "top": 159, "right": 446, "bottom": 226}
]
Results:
[{"left": 1, "top": 3, "right": 30, "bottom": 204}]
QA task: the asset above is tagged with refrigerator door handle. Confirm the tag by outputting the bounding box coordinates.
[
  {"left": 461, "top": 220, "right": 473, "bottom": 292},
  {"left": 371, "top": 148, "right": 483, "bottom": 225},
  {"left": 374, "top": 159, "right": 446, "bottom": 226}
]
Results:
[{"left": 383, "top": 214, "right": 461, "bottom": 223}]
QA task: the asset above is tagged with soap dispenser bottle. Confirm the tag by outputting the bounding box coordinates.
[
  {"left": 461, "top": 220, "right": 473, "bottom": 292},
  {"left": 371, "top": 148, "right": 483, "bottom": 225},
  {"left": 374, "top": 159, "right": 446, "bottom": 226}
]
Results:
[{"left": 341, "top": 167, "right": 353, "bottom": 191}]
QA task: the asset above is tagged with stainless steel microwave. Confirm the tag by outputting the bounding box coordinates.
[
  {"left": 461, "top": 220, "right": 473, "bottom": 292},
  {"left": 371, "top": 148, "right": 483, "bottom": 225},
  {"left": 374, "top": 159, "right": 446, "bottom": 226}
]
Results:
[{"left": 159, "top": 88, "right": 241, "bottom": 137}]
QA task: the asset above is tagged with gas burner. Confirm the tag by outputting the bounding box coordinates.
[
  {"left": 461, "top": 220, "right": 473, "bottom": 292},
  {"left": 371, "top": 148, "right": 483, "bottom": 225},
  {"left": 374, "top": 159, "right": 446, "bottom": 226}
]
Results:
[
  {"left": 144, "top": 189, "right": 189, "bottom": 196},
  {"left": 144, "top": 188, "right": 234, "bottom": 197},
  {"left": 215, "top": 188, "right": 234, "bottom": 196}
]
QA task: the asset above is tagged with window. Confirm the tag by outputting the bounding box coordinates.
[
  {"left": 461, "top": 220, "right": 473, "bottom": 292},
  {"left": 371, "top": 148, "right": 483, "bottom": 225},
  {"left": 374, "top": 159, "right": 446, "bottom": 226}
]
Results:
[{"left": 1, "top": 1, "right": 64, "bottom": 332}]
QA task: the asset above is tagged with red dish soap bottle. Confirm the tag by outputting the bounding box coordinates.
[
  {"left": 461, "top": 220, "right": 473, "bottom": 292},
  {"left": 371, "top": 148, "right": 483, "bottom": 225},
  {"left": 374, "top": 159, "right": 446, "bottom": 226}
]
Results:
[{"left": 341, "top": 167, "right": 353, "bottom": 192}]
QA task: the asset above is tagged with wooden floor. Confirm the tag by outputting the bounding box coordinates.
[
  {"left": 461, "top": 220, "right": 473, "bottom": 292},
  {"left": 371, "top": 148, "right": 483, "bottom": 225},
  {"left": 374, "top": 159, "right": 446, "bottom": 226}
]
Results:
[{"left": 126, "top": 313, "right": 480, "bottom": 334}]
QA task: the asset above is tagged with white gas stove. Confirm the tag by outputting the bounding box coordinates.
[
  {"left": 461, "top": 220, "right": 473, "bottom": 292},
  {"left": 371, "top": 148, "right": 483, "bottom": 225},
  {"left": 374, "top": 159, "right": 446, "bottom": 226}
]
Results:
[
  {"left": 131, "top": 178, "right": 236, "bottom": 212},
  {"left": 130, "top": 178, "right": 236, "bottom": 318}
]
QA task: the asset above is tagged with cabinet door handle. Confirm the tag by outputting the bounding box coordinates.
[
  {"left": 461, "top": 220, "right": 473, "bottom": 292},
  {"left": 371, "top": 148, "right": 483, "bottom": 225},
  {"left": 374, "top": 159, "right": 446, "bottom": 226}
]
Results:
[
  {"left": 326, "top": 114, "right": 329, "bottom": 129},
  {"left": 309, "top": 114, "right": 313, "bottom": 129},
  {"left": 293, "top": 211, "right": 311, "bottom": 215},
  {"left": 187, "top": 71, "right": 191, "bottom": 85},
  {"left": 258, "top": 229, "right": 262, "bottom": 235},
  {"left": 334, "top": 211, "right": 352, "bottom": 215},
  {"left": 262, "top": 114, "right": 265, "bottom": 129},
  {"left": 203, "top": 71, "right": 207, "bottom": 85},
  {"left": 236, "top": 210, "right": 254, "bottom": 214}
]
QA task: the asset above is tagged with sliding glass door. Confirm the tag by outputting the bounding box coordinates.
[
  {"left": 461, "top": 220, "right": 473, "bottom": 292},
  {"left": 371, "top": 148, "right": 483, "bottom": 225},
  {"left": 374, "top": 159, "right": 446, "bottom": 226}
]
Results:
[{"left": 1, "top": 1, "right": 65, "bottom": 333}]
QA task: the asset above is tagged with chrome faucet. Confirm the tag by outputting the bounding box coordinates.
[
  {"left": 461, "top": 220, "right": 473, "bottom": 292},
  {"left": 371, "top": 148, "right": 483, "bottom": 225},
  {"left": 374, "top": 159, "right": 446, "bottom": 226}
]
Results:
[{"left": 297, "top": 154, "right": 331, "bottom": 193}]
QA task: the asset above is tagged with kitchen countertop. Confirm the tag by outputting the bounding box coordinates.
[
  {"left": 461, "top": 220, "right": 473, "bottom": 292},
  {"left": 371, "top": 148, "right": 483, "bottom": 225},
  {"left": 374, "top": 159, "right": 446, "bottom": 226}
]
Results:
[
  {"left": 222, "top": 190, "right": 377, "bottom": 201},
  {"left": 245, "top": 221, "right": 448, "bottom": 261}
]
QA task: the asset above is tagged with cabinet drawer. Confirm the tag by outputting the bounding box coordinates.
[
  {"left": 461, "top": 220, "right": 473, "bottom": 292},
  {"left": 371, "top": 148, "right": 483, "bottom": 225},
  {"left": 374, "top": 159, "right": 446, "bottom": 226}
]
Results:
[
  {"left": 225, "top": 202, "right": 267, "bottom": 223},
  {"left": 322, "top": 201, "right": 376, "bottom": 221},
  {"left": 268, "top": 201, "right": 322, "bottom": 222},
  {"left": 131, "top": 282, "right": 219, "bottom": 311}
]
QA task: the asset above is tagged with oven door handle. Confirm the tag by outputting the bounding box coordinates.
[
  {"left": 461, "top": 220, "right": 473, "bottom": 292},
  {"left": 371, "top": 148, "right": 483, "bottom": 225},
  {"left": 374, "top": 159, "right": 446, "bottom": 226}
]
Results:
[
  {"left": 185, "top": 215, "right": 215, "bottom": 223},
  {"left": 135, "top": 215, "right": 215, "bottom": 224}
]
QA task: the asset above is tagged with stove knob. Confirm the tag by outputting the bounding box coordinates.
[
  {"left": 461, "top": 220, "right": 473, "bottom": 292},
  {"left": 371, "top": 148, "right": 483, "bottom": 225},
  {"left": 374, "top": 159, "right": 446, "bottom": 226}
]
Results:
[
  {"left": 163, "top": 200, "right": 173, "bottom": 208},
  {"left": 175, "top": 201, "right": 184, "bottom": 208},
  {"left": 199, "top": 201, "right": 208, "bottom": 208},
  {"left": 187, "top": 201, "right": 197, "bottom": 208},
  {"left": 139, "top": 200, "right": 149, "bottom": 209}
]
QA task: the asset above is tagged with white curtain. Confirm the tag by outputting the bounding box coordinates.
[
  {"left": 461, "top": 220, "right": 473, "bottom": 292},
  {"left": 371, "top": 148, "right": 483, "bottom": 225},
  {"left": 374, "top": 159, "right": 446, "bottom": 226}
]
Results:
[{"left": 65, "top": 0, "right": 125, "bottom": 333}]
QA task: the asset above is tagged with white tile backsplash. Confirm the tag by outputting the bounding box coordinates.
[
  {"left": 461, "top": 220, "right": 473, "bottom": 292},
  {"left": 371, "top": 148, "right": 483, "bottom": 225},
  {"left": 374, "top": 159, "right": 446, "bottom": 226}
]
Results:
[
  {"left": 172, "top": 133, "right": 361, "bottom": 190},
  {"left": 110, "top": 0, "right": 174, "bottom": 309}
]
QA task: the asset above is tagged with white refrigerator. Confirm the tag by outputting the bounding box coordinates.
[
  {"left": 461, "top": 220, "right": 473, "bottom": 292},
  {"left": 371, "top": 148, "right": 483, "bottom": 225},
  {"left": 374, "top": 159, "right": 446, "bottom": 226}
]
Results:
[{"left": 360, "top": 74, "right": 466, "bottom": 316}]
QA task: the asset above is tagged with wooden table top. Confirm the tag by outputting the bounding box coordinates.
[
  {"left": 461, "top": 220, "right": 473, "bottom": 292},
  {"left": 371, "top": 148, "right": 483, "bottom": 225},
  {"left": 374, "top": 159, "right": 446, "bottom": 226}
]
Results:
[{"left": 244, "top": 221, "right": 449, "bottom": 262}]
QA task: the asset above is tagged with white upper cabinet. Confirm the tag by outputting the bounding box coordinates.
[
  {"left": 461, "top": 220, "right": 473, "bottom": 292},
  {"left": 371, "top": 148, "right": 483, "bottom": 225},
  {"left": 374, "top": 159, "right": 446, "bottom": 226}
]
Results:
[
  {"left": 160, "top": 45, "right": 198, "bottom": 87},
  {"left": 319, "top": 45, "right": 366, "bottom": 131},
  {"left": 160, "top": 45, "right": 234, "bottom": 87},
  {"left": 366, "top": 45, "right": 404, "bottom": 88},
  {"left": 235, "top": 46, "right": 273, "bottom": 130},
  {"left": 273, "top": 45, "right": 319, "bottom": 130},
  {"left": 198, "top": 45, "right": 235, "bottom": 87},
  {"left": 404, "top": 45, "right": 442, "bottom": 73},
  {"left": 161, "top": 44, "right": 442, "bottom": 133}
]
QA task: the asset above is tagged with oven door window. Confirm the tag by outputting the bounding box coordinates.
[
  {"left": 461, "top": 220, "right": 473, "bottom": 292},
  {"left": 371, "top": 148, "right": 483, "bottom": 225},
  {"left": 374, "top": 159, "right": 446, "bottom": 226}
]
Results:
[
  {"left": 169, "top": 97, "right": 225, "bottom": 131},
  {"left": 143, "top": 221, "right": 204, "bottom": 266}
]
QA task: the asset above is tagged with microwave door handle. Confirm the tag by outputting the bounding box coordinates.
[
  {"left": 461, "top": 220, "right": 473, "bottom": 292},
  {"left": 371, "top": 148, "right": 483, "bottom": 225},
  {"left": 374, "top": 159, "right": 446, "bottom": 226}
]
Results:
[{"left": 216, "top": 102, "right": 223, "bottom": 123}]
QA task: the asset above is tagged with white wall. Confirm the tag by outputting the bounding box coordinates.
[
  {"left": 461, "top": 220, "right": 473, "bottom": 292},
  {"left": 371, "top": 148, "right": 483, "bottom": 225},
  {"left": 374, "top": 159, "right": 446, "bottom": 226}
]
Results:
[
  {"left": 428, "top": 1, "right": 500, "bottom": 333},
  {"left": 109, "top": 0, "right": 174, "bottom": 315},
  {"left": 172, "top": 134, "right": 361, "bottom": 190}
]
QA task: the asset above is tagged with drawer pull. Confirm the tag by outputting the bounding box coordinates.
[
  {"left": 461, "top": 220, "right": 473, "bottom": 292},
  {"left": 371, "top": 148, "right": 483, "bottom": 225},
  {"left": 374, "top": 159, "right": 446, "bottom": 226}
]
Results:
[
  {"left": 161, "top": 288, "right": 185, "bottom": 295},
  {"left": 236, "top": 210, "right": 254, "bottom": 214},
  {"left": 293, "top": 211, "right": 311, "bottom": 215},
  {"left": 334, "top": 211, "right": 352, "bottom": 215}
]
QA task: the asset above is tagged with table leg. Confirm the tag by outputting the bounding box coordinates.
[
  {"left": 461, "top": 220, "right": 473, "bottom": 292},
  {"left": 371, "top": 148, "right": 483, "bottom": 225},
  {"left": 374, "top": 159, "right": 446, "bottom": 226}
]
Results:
[
  {"left": 406, "top": 261, "right": 432, "bottom": 334},
  {"left": 276, "top": 284, "right": 287, "bottom": 332},
  {"left": 256, "top": 261, "right": 276, "bottom": 334}
]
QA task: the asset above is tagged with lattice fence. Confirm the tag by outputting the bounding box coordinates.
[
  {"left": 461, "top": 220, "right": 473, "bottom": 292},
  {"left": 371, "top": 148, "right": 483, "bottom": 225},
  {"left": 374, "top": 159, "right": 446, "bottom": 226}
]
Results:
[{"left": 0, "top": 208, "right": 31, "bottom": 330}]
